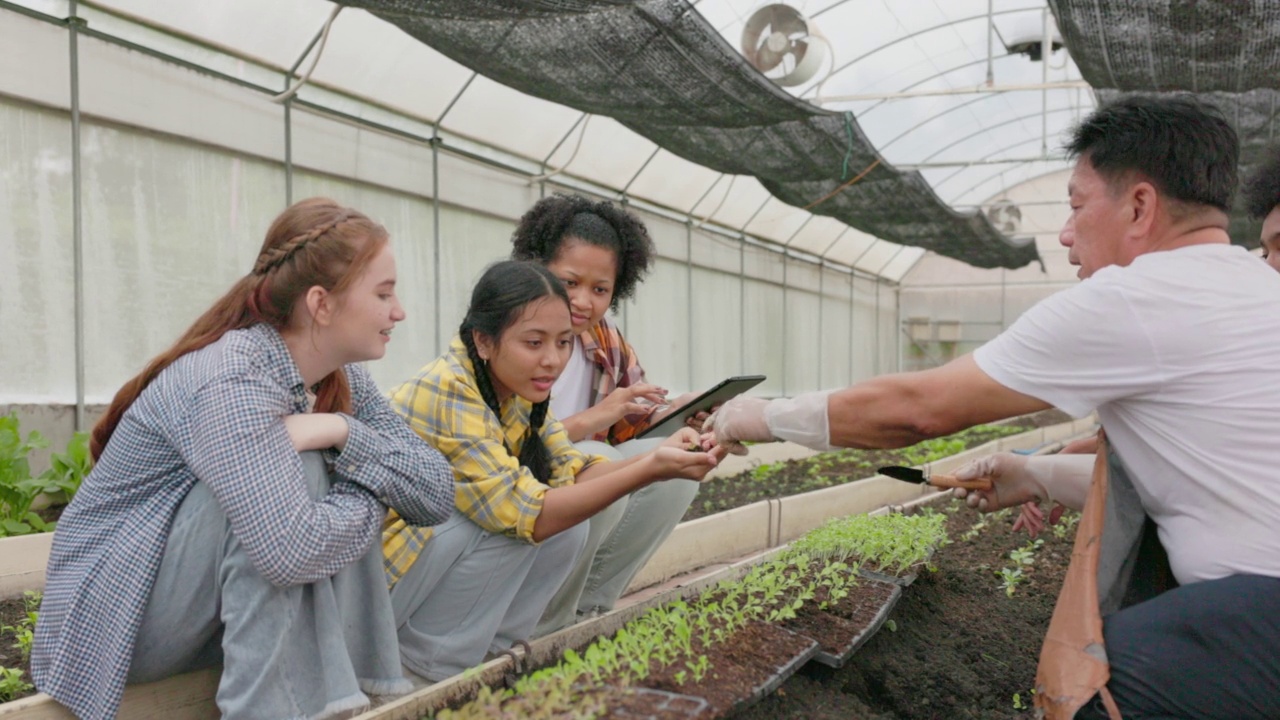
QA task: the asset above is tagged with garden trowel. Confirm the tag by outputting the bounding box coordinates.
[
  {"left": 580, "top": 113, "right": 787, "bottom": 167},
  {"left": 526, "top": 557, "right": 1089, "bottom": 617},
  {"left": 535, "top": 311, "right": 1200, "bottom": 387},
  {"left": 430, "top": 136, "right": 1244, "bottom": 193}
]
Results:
[{"left": 877, "top": 465, "right": 992, "bottom": 491}]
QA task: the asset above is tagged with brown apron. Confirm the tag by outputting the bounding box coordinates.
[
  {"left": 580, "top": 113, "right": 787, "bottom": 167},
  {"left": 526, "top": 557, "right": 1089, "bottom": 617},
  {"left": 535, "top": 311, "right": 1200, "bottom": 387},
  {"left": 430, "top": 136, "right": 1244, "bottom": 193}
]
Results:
[{"left": 1034, "top": 435, "right": 1123, "bottom": 720}]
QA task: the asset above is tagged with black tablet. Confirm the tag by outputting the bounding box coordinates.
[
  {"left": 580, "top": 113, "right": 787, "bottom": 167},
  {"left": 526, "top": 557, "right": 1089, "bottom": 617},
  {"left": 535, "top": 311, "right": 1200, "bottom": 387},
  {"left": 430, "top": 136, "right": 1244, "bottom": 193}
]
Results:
[{"left": 634, "top": 375, "right": 767, "bottom": 439}]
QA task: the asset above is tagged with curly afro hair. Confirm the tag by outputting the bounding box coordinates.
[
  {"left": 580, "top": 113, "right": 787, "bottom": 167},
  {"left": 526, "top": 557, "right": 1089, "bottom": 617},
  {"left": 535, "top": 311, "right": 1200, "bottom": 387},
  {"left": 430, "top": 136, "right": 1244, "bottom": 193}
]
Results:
[
  {"left": 1243, "top": 146, "right": 1280, "bottom": 220},
  {"left": 510, "top": 194, "right": 656, "bottom": 311}
]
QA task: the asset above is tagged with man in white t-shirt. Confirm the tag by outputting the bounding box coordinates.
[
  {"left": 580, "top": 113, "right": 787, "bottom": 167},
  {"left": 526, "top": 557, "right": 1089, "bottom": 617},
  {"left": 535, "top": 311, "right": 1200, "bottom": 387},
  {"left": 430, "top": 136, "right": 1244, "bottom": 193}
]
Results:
[{"left": 706, "top": 96, "right": 1280, "bottom": 720}]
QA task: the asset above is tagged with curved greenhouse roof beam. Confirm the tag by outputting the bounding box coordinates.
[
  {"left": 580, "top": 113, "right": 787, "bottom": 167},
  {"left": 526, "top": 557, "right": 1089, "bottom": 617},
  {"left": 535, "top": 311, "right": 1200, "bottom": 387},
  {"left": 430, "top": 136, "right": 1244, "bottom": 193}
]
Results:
[
  {"left": 818, "top": 227, "right": 852, "bottom": 260},
  {"left": 877, "top": 89, "right": 1022, "bottom": 152},
  {"left": 857, "top": 51, "right": 1021, "bottom": 119},
  {"left": 944, "top": 145, "right": 1069, "bottom": 204},
  {"left": 539, "top": 113, "right": 588, "bottom": 169},
  {"left": 918, "top": 105, "right": 1082, "bottom": 165},
  {"left": 620, "top": 146, "right": 663, "bottom": 197},
  {"left": 803, "top": 6, "right": 1046, "bottom": 100},
  {"left": 783, "top": 215, "right": 815, "bottom": 247}
]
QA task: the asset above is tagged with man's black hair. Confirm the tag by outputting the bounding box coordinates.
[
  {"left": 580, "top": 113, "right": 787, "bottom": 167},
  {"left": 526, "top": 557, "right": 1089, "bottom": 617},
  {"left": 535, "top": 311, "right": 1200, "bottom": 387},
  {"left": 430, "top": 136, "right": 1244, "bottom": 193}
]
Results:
[
  {"left": 1066, "top": 95, "right": 1238, "bottom": 212},
  {"left": 511, "top": 194, "right": 656, "bottom": 311},
  {"left": 1242, "top": 145, "right": 1280, "bottom": 220}
]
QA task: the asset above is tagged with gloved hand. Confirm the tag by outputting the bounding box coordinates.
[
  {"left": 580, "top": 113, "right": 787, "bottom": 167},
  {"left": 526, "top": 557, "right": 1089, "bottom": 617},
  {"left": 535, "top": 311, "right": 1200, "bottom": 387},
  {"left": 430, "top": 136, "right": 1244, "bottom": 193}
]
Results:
[
  {"left": 951, "top": 452, "right": 1093, "bottom": 516},
  {"left": 701, "top": 396, "right": 771, "bottom": 456},
  {"left": 703, "top": 390, "right": 837, "bottom": 456}
]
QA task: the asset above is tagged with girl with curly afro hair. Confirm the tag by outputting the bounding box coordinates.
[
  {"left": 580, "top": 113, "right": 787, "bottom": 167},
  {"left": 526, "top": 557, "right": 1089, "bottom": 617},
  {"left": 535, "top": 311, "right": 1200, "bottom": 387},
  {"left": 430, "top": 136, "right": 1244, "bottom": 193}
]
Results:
[{"left": 511, "top": 194, "right": 725, "bottom": 635}]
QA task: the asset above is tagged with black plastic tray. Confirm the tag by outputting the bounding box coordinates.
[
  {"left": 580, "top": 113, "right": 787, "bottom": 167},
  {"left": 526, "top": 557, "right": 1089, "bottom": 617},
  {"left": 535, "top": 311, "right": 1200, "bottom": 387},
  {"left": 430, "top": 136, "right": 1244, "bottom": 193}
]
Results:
[{"left": 810, "top": 581, "right": 903, "bottom": 668}]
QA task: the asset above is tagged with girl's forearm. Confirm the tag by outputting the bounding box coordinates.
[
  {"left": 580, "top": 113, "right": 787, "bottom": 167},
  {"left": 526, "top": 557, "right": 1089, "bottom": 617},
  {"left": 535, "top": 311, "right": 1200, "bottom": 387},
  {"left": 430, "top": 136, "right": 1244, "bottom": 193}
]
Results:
[{"left": 532, "top": 456, "right": 657, "bottom": 541}]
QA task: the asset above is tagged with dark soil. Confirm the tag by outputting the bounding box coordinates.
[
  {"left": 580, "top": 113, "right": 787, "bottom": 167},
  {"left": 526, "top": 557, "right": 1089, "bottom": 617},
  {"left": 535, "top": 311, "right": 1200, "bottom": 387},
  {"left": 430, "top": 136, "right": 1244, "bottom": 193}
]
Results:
[
  {"left": 735, "top": 504, "right": 1074, "bottom": 720},
  {"left": 782, "top": 579, "right": 899, "bottom": 666},
  {"left": 0, "top": 595, "right": 35, "bottom": 702},
  {"left": 635, "top": 620, "right": 818, "bottom": 718},
  {"left": 685, "top": 409, "right": 1073, "bottom": 521}
]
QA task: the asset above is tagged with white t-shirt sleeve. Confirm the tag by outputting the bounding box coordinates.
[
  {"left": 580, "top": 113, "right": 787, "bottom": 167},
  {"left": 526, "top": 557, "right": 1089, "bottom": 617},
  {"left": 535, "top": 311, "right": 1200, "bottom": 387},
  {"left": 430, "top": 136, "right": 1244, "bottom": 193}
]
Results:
[{"left": 973, "top": 272, "right": 1169, "bottom": 418}]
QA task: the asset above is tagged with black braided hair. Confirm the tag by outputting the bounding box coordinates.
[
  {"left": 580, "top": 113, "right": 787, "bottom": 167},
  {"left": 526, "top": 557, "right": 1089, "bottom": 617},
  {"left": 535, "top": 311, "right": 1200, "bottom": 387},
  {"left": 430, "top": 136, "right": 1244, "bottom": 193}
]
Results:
[
  {"left": 511, "top": 193, "right": 656, "bottom": 310},
  {"left": 460, "top": 260, "right": 570, "bottom": 484}
]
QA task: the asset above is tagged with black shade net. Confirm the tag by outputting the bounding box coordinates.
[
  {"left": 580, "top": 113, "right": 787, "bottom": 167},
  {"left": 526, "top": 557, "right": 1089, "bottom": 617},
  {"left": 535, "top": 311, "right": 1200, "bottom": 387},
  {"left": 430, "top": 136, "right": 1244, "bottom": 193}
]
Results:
[
  {"left": 1051, "top": 1, "right": 1280, "bottom": 247},
  {"left": 336, "top": 0, "right": 1041, "bottom": 270}
]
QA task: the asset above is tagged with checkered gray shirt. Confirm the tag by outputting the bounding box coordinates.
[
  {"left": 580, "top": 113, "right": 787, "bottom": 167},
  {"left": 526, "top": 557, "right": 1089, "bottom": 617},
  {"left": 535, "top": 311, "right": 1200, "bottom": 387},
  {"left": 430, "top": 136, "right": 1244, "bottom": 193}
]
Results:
[{"left": 31, "top": 324, "right": 454, "bottom": 720}]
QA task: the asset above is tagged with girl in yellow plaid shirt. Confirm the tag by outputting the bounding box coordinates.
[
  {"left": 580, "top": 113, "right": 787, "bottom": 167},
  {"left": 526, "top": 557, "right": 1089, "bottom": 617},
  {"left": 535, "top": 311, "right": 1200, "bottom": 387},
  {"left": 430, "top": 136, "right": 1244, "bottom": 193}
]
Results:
[
  {"left": 511, "top": 195, "right": 728, "bottom": 634},
  {"left": 383, "top": 260, "right": 725, "bottom": 682}
]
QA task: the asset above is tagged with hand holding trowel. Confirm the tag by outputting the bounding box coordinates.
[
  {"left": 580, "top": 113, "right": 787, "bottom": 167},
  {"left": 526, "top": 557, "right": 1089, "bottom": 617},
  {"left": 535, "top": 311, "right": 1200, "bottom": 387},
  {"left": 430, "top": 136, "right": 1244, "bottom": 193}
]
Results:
[{"left": 877, "top": 465, "right": 993, "bottom": 491}]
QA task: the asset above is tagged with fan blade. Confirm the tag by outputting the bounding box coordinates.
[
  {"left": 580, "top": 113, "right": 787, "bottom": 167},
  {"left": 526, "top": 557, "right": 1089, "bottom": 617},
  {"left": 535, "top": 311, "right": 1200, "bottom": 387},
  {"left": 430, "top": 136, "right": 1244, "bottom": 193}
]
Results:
[{"left": 754, "top": 44, "right": 786, "bottom": 72}]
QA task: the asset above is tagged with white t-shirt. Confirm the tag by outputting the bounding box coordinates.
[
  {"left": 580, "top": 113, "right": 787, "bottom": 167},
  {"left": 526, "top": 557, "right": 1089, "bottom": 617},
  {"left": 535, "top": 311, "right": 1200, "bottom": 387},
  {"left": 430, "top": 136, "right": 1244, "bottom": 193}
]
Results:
[
  {"left": 974, "top": 243, "right": 1280, "bottom": 585},
  {"left": 550, "top": 335, "right": 595, "bottom": 422}
]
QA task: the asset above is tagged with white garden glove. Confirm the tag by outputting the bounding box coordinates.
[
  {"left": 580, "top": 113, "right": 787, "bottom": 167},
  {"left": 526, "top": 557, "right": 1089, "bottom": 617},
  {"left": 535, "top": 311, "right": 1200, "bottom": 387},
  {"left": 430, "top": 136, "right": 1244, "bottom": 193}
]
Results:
[
  {"left": 704, "top": 390, "right": 837, "bottom": 455},
  {"left": 951, "top": 452, "right": 1093, "bottom": 514}
]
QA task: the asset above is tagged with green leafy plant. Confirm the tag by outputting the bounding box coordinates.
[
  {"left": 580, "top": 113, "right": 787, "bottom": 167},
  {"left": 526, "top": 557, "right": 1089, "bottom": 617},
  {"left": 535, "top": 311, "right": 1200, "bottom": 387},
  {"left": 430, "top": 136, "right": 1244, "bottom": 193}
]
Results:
[
  {"left": 0, "top": 414, "right": 90, "bottom": 537},
  {"left": 1009, "top": 539, "right": 1044, "bottom": 567},
  {"left": 997, "top": 566, "right": 1025, "bottom": 597},
  {"left": 2, "top": 591, "right": 41, "bottom": 663},
  {"left": 0, "top": 666, "right": 32, "bottom": 703},
  {"left": 1051, "top": 510, "right": 1080, "bottom": 540}
]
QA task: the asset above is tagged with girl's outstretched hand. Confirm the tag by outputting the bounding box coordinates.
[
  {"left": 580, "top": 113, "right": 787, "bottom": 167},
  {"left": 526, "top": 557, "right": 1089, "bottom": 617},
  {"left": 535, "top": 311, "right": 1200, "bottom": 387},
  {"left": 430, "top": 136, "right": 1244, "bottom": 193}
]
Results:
[{"left": 652, "top": 427, "right": 726, "bottom": 481}]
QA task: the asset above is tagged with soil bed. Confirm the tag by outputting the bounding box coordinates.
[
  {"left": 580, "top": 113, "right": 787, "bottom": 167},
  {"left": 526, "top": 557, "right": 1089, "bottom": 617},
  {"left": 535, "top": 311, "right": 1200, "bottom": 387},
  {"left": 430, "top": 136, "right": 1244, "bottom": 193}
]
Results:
[
  {"left": 0, "top": 595, "right": 35, "bottom": 702},
  {"left": 612, "top": 620, "right": 818, "bottom": 718},
  {"left": 686, "top": 409, "right": 1072, "bottom": 521},
  {"left": 736, "top": 504, "right": 1074, "bottom": 720},
  {"left": 781, "top": 578, "right": 899, "bottom": 667}
]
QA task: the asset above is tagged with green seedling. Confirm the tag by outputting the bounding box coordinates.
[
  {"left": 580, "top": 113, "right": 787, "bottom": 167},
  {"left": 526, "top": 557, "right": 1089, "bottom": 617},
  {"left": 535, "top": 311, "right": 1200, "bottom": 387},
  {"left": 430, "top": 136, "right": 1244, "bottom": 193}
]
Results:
[
  {"left": 997, "top": 566, "right": 1025, "bottom": 597},
  {"left": 0, "top": 666, "right": 32, "bottom": 703}
]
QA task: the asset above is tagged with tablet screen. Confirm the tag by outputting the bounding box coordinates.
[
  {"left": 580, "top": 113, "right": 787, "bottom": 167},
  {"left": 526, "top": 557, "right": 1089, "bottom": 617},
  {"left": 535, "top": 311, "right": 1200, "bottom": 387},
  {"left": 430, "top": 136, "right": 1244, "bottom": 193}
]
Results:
[{"left": 634, "top": 375, "right": 766, "bottom": 439}]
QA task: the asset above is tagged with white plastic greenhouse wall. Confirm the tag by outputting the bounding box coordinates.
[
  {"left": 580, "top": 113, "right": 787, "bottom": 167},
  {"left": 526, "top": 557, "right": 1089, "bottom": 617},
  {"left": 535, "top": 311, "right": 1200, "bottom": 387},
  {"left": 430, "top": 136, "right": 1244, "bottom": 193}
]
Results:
[{"left": 0, "top": 0, "right": 1076, "bottom": 455}]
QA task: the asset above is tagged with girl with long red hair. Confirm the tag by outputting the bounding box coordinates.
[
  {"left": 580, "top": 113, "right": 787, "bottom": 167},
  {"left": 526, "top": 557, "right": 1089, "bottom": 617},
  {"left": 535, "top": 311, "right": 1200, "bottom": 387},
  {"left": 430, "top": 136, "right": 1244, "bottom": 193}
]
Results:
[{"left": 31, "top": 198, "right": 454, "bottom": 720}]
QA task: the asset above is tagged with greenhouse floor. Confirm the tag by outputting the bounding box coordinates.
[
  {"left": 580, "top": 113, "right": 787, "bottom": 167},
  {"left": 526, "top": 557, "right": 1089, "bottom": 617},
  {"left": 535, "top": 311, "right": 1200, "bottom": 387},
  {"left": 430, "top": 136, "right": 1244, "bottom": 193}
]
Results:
[{"left": 736, "top": 503, "right": 1072, "bottom": 720}]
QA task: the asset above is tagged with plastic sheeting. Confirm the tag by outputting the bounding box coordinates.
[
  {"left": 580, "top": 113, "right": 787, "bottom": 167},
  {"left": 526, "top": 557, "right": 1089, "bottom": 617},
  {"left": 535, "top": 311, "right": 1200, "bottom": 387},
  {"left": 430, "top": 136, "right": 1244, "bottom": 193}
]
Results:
[{"left": 336, "top": 0, "right": 1040, "bottom": 269}]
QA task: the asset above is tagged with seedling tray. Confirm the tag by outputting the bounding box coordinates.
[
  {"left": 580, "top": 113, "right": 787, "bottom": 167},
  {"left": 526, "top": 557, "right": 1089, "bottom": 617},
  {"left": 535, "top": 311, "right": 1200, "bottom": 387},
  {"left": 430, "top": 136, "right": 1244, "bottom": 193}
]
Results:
[{"left": 811, "top": 580, "right": 902, "bottom": 668}]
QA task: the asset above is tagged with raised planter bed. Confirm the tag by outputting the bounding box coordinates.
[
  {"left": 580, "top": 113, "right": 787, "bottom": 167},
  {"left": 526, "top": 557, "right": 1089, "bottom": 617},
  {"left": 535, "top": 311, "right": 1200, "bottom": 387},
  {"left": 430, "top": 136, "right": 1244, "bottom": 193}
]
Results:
[
  {"left": 738, "top": 503, "right": 1077, "bottom": 720},
  {"left": 0, "top": 414, "right": 1095, "bottom": 717}
]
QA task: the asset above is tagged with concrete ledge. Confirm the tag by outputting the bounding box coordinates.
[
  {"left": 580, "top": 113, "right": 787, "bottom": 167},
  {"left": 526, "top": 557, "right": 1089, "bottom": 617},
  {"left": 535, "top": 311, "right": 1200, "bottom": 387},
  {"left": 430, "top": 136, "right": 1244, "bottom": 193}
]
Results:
[{"left": 0, "top": 533, "right": 52, "bottom": 600}]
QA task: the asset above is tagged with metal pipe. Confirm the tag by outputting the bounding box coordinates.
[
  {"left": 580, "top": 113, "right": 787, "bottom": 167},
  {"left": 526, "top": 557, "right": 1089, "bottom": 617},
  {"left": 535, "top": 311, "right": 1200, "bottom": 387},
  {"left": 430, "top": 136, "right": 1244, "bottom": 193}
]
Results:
[
  {"left": 686, "top": 222, "right": 694, "bottom": 391},
  {"left": 806, "top": 7, "right": 1057, "bottom": 96},
  {"left": 284, "top": 99, "right": 293, "bottom": 205},
  {"left": 739, "top": 238, "right": 746, "bottom": 376},
  {"left": 781, "top": 256, "right": 787, "bottom": 396},
  {"left": 281, "top": 18, "right": 328, "bottom": 206},
  {"left": 621, "top": 146, "right": 662, "bottom": 198},
  {"left": 858, "top": 52, "right": 1018, "bottom": 119},
  {"left": 814, "top": 80, "right": 1089, "bottom": 104},
  {"left": 816, "top": 263, "right": 824, "bottom": 388},
  {"left": 69, "top": 0, "right": 85, "bottom": 430},
  {"left": 895, "top": 155, "right": 1065, "bottom": 170},
  {"left": 986, "top": 0, "right": 994, "bottom": 87},
  {"left": 848, "top": 271, "right": 855, "bottom": 384},
  {"left": 1042, "top": 8, "right": 1050, "bottom": 155},
  {"left": 428, "top": 73, "right": 476, "bottom": 353}
]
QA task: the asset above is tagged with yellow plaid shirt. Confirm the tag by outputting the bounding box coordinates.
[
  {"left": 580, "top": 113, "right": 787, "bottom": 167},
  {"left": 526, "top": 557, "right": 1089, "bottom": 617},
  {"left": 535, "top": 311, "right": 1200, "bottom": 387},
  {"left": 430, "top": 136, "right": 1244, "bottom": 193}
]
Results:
[{"left": 382, "top": 337, "right": 609, "bottom": 586}]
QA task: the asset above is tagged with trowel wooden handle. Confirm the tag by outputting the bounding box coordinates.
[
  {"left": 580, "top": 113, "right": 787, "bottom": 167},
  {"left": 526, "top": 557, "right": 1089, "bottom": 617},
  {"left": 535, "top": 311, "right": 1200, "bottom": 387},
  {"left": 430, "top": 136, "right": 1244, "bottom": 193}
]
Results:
[{"left": 928, "top": 474, "right": 993, "bottom": 491}]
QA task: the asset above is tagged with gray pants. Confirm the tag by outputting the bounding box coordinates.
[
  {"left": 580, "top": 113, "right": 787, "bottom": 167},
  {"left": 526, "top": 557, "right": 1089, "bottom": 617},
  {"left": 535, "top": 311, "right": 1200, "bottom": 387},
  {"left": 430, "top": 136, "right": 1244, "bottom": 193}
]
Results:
[
  {"left": 535, "top": 438, "right": 700, "bottom": 636},
  {"left": 389, "top": 508, "right": 588, "bottom": 682},
  {"left": 128, "top": 452, "right": 408, "bottom": 720}
]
